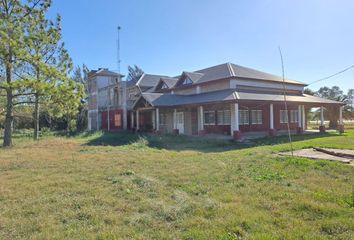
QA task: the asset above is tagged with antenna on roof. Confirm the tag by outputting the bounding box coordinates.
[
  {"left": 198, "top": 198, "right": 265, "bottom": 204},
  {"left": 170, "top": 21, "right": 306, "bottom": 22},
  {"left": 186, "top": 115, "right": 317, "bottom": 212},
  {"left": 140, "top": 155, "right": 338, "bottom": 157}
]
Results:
[{"left": 117, "top": 26, "right": 121, "bottom": 78}]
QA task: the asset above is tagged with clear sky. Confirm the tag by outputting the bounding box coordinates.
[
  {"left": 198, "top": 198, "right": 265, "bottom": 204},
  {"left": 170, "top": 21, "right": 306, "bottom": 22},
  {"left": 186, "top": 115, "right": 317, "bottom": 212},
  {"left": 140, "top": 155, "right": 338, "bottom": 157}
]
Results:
[{"left": 49, "top": 0, "right": 353, "bottom": 92}]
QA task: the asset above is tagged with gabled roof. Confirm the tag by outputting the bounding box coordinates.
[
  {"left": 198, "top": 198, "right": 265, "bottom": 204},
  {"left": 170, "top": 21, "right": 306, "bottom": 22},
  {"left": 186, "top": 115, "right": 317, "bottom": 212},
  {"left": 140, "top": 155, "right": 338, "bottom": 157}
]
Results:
[
  {"left": 88, "top": 68, "right": 124, "bottom": 78},
  {"left": 160, "top": 77, "right": 179, "bottom": 88},
  {"left": 181, "top": 63, "right": 306, "bottom": 86},
  {"left": 136, "top": 73, "right": 169, "bottom": 88}
]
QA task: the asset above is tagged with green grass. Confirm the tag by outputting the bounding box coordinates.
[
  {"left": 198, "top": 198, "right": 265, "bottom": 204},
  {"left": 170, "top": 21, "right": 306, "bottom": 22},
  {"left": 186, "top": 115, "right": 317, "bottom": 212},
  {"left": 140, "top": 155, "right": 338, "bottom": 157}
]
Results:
[{"left": 0, "top": 131, "right": 353, "bottom": 239}]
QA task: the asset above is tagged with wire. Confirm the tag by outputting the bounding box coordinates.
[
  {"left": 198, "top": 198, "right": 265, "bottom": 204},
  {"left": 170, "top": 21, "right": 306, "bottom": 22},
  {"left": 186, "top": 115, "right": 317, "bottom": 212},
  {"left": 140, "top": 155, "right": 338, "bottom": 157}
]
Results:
[
  {"left": 308, "top": 65, "right": 354, "bottom": 86},
  {"left": 238, "top": 64, "right": 354, "bottom": 110}
]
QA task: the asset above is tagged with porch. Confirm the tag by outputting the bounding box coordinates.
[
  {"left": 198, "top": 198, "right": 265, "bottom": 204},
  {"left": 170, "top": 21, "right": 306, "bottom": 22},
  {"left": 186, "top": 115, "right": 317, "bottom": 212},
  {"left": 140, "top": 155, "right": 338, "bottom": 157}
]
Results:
[{"left": 131, "top": 100, "right": 345, "bottom": 140}]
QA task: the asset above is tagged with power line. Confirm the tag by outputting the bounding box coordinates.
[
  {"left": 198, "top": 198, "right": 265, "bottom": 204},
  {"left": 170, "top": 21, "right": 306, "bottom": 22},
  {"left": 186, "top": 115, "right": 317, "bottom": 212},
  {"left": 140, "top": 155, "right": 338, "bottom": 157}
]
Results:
[{"left": 308, "top": 65, "right": 354, "bottom": 86}]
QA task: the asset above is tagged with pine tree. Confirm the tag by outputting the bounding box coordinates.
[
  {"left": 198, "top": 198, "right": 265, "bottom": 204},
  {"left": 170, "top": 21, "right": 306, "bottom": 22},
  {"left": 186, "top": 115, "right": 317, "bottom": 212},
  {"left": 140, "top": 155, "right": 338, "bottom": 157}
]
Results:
[
  {"left": 24, "top": 5, "right": 73, "bottom": 140},
  {"left": 0, "top": 0, "right": 37, "bottom": 147},
  {"left": 126, "top": 65, "right": 144, "bottom": 82},
  {"left": 0, "top": 0, "right": 82, "bottom": 146}
]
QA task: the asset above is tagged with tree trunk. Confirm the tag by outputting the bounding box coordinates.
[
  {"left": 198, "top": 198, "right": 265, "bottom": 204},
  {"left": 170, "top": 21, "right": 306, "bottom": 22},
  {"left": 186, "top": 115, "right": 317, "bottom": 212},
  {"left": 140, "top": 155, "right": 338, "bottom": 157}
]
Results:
[
  {"left": 3, "top": 59, "right": 13, "bottom": 147},
  {"left": 66, "top": 113, "right": 70, "bottom": 135},
  {"left": 33, "top": 93, "right": 40, "bottom": 140}
]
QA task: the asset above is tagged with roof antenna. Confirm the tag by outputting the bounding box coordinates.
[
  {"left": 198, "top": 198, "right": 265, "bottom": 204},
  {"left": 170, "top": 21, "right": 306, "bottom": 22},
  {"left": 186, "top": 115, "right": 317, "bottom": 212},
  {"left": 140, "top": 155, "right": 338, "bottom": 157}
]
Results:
[
  {"left": 117, "top": 26, "right": 121, "bottom": 79},
  {"left": 279, "top": 46, "right": 294, "bottom": 157}
]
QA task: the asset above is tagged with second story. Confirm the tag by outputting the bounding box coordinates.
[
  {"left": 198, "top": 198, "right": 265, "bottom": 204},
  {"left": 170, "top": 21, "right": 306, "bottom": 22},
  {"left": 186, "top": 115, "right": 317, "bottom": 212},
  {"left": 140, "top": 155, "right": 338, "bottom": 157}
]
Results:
[
  {"left": 88, "top": 63, "right": 308, "bottom": 111},
  {"left": 88, "top": 68, "right": 124, "bottom": 110},
  {"left": 151, "top": 63, "right": 306, "bottom": 96}
]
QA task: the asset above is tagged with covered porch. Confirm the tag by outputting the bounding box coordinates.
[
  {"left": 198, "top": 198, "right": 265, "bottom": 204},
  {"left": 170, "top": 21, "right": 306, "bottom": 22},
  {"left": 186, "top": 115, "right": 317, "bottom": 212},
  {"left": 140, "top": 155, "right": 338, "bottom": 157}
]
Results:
[{"left": 131, "top": 90, "right": 345, "bottom": 140}]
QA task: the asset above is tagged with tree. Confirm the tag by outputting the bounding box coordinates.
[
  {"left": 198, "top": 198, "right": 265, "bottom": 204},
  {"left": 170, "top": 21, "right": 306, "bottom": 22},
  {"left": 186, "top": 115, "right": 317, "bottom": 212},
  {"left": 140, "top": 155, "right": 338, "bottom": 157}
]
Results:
[
  {"left": 126, "top": 65, "right": 144, "bottom": 82},
  {"left": 72, "top": 65, "right": 89, "bottom": 131},
  {"left": 23, "top": 6, "right": 73, "bottom": 140},
  {"left": 0, "top": 0, "right": 40, "bottom": 147},
  {"left": 304, "top": 88, "right": 315, "bottom": 96},
  {"left": 348, "top": 89, "right": 354, "bottom": 112},
  {"left": 46, "top": 79, "right": 84, "bottom": 133},
  {"left": 0, "top": 0, "right": 81, "bottom": 146}
]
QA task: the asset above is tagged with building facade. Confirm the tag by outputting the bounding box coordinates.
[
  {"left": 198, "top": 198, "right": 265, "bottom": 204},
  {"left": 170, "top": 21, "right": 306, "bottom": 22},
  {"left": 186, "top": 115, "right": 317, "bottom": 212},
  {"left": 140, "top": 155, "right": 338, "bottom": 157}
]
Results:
[{"left": 88, "top": 63, "right": 344, "bottom": 139}]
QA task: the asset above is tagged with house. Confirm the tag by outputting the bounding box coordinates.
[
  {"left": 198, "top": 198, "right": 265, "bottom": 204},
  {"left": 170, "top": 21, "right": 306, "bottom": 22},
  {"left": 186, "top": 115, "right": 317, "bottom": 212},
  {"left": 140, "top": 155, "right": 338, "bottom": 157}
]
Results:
[{"left": 88, "top": 63, "right": 344, "bottom": 139}]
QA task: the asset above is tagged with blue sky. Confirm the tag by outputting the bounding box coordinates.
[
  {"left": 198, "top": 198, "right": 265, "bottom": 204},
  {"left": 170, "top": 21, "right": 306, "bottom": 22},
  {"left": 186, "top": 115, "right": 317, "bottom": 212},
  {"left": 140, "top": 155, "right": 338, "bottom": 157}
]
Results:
[{"left": 49, "top": 0, "right": 353, "bottom": 92}]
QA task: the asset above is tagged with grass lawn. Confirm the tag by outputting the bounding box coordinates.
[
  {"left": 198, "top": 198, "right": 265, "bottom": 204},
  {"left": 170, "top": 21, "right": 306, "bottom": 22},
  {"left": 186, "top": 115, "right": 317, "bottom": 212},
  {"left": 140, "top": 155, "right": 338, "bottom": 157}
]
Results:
[{"left": 0, "top": 131, "right": 353, "bottom": 239}]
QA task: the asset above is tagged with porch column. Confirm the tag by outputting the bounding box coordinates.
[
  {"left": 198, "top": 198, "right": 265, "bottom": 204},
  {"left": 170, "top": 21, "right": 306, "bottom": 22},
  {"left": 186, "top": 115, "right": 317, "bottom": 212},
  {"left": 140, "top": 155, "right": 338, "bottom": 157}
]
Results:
[
  {"left": 156, "top": 108, "right": 160, "bottom": 132},
  {"left": 136, "top": 110, "right": 139, "bottom": 131},
  {"left": 131, "top": 111, "right": 134, "bottom": 130},
  {"left": 107, "top": 107, "right": 110, "bottom": 131},
  {"left": 152, "top": 110, "right": 156, "bottom": 130},
  {"left": 269, "top": 104, "right": 275, "bottom": 136},
  {"left": 198, "top": 106, "right": 205, "bottom": 135},
  {"left": 173, "top": 109, "right": 179, "bottom": 134},
  {"left": 296, "top": 105, "right": 303, "bottom": 134},
  {"left": 302, "top": 105, "right": 306, "bottom": 131},
  {"left": 338, "top": 106, "right": 344, "bottom": 133},
  {"left": 319, "top": 106, "right": 325, "bottom": 133},
  {"left": 339, "top": 106, "right": 343, "bottom": 125},
  {"left": 232, "top": 103, "right": 241, "bottom": 140}
]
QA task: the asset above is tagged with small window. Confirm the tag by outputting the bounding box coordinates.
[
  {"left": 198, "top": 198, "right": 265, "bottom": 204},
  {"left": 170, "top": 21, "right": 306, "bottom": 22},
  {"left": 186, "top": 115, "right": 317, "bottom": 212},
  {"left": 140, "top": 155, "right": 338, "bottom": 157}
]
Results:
[
  {"left": 204, "top": 111, "right": 215, "bottom": 125},
  {"left": 161, "top": 83, "right": 168, "bottom": 89},
  {"left": 290, "top": 110, "right": 299, "bottom": 123},
  {"left": 251, "top": 110, "right": 262, "bottom": 124},
  {"left": 239, "top": 110, "right": 249, "bottom": 125},
  {"left": 160, "top": 113, "right": 168, "bottom": 125},
  {"left": 217, "top": 110, "right": 231, "bottom": 125},
  {"left": 182, "top": 78, "right": 193, "bottom": 85},
  {"left": 280, "top": 110, "right": 288, "bottom": 123}
]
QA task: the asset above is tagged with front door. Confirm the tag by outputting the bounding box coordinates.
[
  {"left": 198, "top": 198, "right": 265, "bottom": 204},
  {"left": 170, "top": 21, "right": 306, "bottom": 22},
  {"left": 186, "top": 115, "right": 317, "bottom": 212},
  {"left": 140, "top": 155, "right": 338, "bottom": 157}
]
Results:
[{"left": 176, "top": 112, "right": 184, "bottom": 134}]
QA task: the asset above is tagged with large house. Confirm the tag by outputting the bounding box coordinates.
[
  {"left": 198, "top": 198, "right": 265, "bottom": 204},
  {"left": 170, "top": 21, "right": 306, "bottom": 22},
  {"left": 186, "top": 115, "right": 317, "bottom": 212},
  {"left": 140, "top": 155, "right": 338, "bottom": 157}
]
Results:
[{"left": 87, "top": 63, "right": 344, "bottom": 139}]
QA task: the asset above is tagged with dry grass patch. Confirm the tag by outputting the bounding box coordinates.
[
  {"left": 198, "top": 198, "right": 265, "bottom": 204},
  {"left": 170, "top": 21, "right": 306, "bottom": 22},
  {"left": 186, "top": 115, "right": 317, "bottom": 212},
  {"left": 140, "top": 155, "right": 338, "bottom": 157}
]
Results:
[{"left": 0, "top": 131, "right": 353, "bottom": 239}]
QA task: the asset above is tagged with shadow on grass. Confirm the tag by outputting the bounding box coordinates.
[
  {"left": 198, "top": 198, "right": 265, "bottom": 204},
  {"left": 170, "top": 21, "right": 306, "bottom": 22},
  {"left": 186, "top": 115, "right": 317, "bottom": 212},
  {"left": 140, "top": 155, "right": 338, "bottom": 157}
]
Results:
[{"left": 84, "top": 130, "right": 341, "bottom": 153}]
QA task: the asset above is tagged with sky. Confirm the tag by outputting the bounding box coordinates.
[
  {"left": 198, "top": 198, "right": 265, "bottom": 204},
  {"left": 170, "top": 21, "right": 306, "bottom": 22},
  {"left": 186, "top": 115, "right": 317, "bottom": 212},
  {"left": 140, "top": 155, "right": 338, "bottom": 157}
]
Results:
[{"left": 48, "top": 0, "right": 353, "bottom": 92}]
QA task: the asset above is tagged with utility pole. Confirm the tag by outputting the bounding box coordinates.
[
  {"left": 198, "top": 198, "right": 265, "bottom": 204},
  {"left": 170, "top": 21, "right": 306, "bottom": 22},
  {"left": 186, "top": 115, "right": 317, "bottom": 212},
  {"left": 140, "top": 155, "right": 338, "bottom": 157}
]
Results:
[{"left": 117, "top": 26, "right": 127, "bottom": 130}]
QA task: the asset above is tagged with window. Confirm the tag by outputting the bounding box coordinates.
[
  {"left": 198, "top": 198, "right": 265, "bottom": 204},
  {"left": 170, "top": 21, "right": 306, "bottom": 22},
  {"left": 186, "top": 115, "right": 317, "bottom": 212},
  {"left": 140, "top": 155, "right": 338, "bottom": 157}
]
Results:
[
  {"left": 204, "top": 111, "right": 215, "bottom": 125},
  {"left": 280, "top": 110, "right": 288, "bottom": 123},
  {"left": 161, "top": 83, "right": 168, "bottom": 89},
  {"left": 290, "top": 110, "right": 299, "bottom": 123},
  {"left": 114, "top": 113, "right": 121, "bottom": 127},
  {"left": 160, "top": 113, "right": 168, "bottom": 125},
  {"left": 251, "top": 110, "right": 263, "bottom": 124},
  {"left": 182, "top": 78, "right": 193, "bottom": 85},
  {"left": 217, "top": 110, "right": 231, "bottom": 125},
  {"left": 239, "top": 110, "right": 249, "bottom": 125}
]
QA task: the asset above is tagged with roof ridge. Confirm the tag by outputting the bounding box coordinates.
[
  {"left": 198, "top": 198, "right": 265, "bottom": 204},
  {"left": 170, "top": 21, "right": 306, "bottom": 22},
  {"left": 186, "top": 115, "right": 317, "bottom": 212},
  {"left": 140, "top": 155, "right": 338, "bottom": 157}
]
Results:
[{"left": 227, "top": 62, "right": 236, "bottom": 77}]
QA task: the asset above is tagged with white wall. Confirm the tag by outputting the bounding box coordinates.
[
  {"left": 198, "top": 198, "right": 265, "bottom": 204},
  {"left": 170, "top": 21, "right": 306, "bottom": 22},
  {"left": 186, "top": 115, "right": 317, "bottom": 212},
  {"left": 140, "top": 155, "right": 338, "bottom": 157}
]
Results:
[{"left": 230, "top": 78, "right": 304, "bottom": 92}]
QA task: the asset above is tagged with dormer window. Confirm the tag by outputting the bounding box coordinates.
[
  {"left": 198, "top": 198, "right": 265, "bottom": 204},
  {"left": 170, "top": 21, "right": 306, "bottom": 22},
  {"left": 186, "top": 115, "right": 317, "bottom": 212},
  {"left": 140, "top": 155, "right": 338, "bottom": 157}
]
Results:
[
  {"left": 161, "top": 83, "right": 168, "bottom": 89},
  {"left": 182, "top": 78, "right": 193, "bottom": 85}
]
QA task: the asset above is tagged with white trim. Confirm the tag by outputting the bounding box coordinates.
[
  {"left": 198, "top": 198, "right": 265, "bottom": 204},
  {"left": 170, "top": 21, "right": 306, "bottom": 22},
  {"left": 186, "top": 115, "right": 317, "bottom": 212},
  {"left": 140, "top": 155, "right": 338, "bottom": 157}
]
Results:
[
  {"left": 320, "top": 106, "right": 324, "bottom": 126},
  {"left": 198, "top": 106, "right": 204, "bottom": 131},
  {"left": 152, "top": 110, "right": 156, "bottom": 129},
  {"left": 196, "top": 85, "right": 201, "bottom": 94},
  {"left": 302, "top": 105, "right": 306, "bottom": 130},
  {"left": 156, "top": 108, "right": 160, "bottom": 131},
  {"left": 135, "top": 73, "right": 146, "bottom": 87},
  {"left": 298, "top": 105, "right": 302, "bottom": 128},
  {"left": 173, "top": 109, "right": 177, "bottom": 129},
  {"left": 270, "top": 104, "right": 274, "bottom": 129},
  {"left": 234, "top": 103, "right": 239, "bottom": 131},
  {"left": 339, "top": 106, "right": 343, "bottom": 125},
  {"left": 136, "top": 110, "right": 139, "bottom": 130}
]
